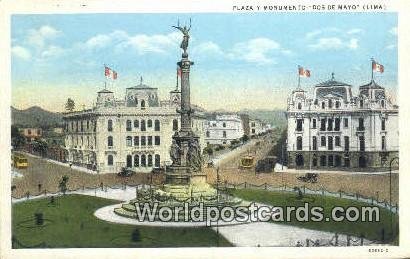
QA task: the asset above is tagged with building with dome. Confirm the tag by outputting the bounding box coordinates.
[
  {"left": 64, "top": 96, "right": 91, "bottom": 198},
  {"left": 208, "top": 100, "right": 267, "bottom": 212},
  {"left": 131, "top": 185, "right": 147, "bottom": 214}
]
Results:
[
  {"left": 286, "top": 73, "right": 398, "bottom": 171},
  {"left": 62, "top": 79, "right": 206, "bottom": 174}
]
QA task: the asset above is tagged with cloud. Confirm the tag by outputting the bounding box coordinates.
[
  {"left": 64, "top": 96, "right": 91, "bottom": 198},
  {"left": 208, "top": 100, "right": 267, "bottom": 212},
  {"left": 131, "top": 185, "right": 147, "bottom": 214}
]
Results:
[
  {"left": 85, "top": 34, "right": 112, "bottom": 49},
  {"left": 386, "top": 44, "right": 396, "bottom": 50},
  {"left": 347, "top": 28, "right": 363, "bottom": 35},
  {"left": 389, "top": 27, "right": 397, "bottom": 36},
  {"left": 348, "top": 38, "right": 358, "bottom": 49},
  {"left": 27, "top": 25, "right": 61, "bottom": 47},
  {"left": 228, "top": 38, "right": 283, "bottom": 64},
  {"left": 308, "top": 37, "right": 343, "bottom": 49},
  {"left": 116, "top": 31, "right": 180, "bottom": 55},
  {"left": 11, "top": 45, "right": 31, "bottom": 60},
  {"left": 193, "top": 41, "right": 223, "bottom": 56},
  {"left": 41, "top": 45, "right": 65, "bottom": 58}
]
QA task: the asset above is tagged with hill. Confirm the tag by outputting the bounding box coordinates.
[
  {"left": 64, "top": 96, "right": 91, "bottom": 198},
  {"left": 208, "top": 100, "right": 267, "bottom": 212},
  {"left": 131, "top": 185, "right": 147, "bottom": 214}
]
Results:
[
  {"left": 11, "top": 106, "right": 64, "bottom": 128},
  {"left": 239, "top": 109, "right": 287, "bottom": 128}
]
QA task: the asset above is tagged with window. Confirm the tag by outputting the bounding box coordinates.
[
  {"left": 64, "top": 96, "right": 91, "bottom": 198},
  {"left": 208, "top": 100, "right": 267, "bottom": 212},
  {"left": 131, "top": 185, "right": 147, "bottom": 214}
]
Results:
[
  {"left": 154, "top": 154, "right": 160, "bottom": 168},
  {"left": 381, "top": 100, "right": 385, "bottom": 108},
  {"left": 206, "top": 131, "right": 210, "bottom": 137},
  {"left": 335, "top": 136, "right": 340, "bottom": 146},
  {"left": 147, "top": 136, "right": 152, "bottom": 146},
  {"left": 321, "top": 102, "right": 325, "bottom": 109},
  {"left": 359, "top": 136, "right": 365, "bottom": 151},
  {"left": 223, "top": 122, "right": 226, "bottom": 127},
  {"left": 312, "top": 119, "right": 316, "bottom": 129},
  {"left": 134, "top": 155, "right": 140, "bottom": 167},
  {"left": 382, "top": 136, "right": 386, "bottom": 150},
  {"left": 296, "top": 119, "right": 303, "bottom": 131},
  {"left": 107, "top": 155, "right": 113, "bottom": 166},
  {"left": 320, "top": 156, "right": 326, "bottom": 166},
  {"left": 328, "top": 136, "right": 333, "bottom": 150},
  {"left": 147, "top": 119, "right": 153, "bottom": 128},
  {"left": 141, "top": 136, "right": 146, "bottom": 146},
  {"left": 80, "top": 121, "right": 84, "bottom": 132},
  {"left": 252, "top": 129, "right": 255, "bottom": 134},
  {"left": 108, "top": 119, "right": 113, "bottom": 132},
  {"left": 141, "top": 154, "right": 146, "bottom": 167},
  {"left": 344, "top": 158, "right": 350, "bottom": 167},
  {"left": 328, "top": 99, "right": 333, "bottom": 109},
  {"left": 328, "top": 155, "right": 334, "bottom": 167},
  {"left": 126, "top": 120, "right": 132, "bottom": 131},
  {"left": 335, "top": 155, "right": 342, "bottom": 167},
  {"left": 147, "top": 155, "right": 153, "bottom": 167},
  {"left": 93, "top": 121, "right": 96, "bottom": 132},
  {"left": 141, "top": 120, "right": 146, "bottom": 131},
  {"left": 154, "top": 120, "right": 160, "bottom": 131},
  {"left": 381, "top": 119, "right": 386, "bottom": 131},
  {"left": 314, "top": 99, "right": 318, "bottom": 105},
  {"left": 223, "top": 131, "right": 227, "bottom": 138},
  {"left": 335, "top": 101, "right": 340, "bottom": 109},
  {"left": 358, "top": 118, "right": 364, "bottom": 131},
  {"left": 76, "top": 121, "right": 79, "bottom": 132},
  {"left": 134, "top": 120, "right": 139, "bottom": 128},
  {"left": 134, "top": 136, "right": 139, "bottom": 146},
  {"left": 344, "top": 136, "right": 350, "bottom": 151},
  {"left": 126, "top": 136, "right": 132, "bottom": 147},
  {"left": 108, "top": 136, "right": 113, "bottom": 147},
  {"left": 172, "top": 119, "right": 178, "bottom": 131},
  {"left": 320, "top": 119, "right": 326, "bottom": 131},
  {"left": 155, "top": 136, "right": 160, "bottom": 146},
  {"left": 141, "top": 100, "right": 146, "bottom": 109},
  {"left": 321, "top": 136, "right": 326, "bottom": 146},
  {"left": 312, "top": 155, "right": 318, "bottom": 167},
  {"left": 334, "top": 118, "right": 340, "bottom": 131},
  {"left": 296, "top": 136, "right": 302, "bottom": 150},
  {"left": 327, "top": 118, "right": 333, "bottom": 131},
  {"left": 344, "top": 118, "right": 348, "bottom": 128},
  {"left": 297, "top": 103, "right": 302, "bottom": 110},
  {"left": 126, "top": 155, "right": 132, "bottom": 168},
  {"left": 359, "top": 99, "right": 364, "bottom": 108},
  {"left": 87, "top": 120, "right": 89, "bottom": 130},
  {"left": 312, "top": 136, "right": 317, "bottom": 150}
]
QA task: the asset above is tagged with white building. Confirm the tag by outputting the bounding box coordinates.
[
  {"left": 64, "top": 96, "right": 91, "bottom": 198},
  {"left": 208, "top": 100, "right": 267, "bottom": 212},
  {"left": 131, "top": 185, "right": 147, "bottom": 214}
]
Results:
[
  {"left": 63, "top": 80, "right": 206, "bottom": 174},
  {"left": 205, "top": 114, "right": 244, "bottom": 145},
  {"left": 286, "top": 74, "right": 398, "bottom": 171},
  {"left": 249, "top": 119, "right": 270, "bottom": 136}
]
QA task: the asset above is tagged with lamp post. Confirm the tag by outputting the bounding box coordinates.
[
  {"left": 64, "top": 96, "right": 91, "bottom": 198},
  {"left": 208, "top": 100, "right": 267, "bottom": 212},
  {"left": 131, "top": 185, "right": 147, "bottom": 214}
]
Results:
[{"left": 389, "top": 156, "right": 399, "bottom": 240}]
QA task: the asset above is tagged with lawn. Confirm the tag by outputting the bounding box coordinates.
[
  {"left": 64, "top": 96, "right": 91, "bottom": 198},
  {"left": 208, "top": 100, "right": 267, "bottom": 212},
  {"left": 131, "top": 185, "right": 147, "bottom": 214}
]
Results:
[
  {"left": 12, "top": 194, "right": 231, "bottom": 248},
  {"left": 227, "top": 188, "right": 399, "bottom": 244}
]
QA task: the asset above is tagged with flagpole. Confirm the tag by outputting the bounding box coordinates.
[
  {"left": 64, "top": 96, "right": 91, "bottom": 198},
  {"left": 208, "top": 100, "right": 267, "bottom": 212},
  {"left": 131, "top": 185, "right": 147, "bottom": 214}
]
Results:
[
  {"left": 371, "top": 58, "right": 374, "bottom": 82},
  {"left": 298, "top": 66, "right": 301, "bottom": 88},
  {"left": 176, "top": 67, "right": 179, "bottom": 90}
]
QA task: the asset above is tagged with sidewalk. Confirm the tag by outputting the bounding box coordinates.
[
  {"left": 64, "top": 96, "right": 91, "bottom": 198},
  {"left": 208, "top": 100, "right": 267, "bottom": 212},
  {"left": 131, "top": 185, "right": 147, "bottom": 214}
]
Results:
[{"left": 274, "top": 163, "right": 399, "bottom": 175}]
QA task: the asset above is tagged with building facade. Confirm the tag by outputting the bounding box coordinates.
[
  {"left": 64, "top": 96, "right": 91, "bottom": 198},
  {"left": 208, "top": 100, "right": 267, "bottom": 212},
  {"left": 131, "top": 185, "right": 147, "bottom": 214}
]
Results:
[
  {"left": 63, "top": 81, "right": 206, "bottom": 174},
  {"left": 287, "top": 74, "right": 398, "bottom": 171},
  {"left": 204, "top": 114, "right": 244, "bottom": 145},
  {"left": 249, "top": 119, "right": 270, "bottom": 136},
  {"left": 21, "top": 128, "right": 43, "bottom": 141}
]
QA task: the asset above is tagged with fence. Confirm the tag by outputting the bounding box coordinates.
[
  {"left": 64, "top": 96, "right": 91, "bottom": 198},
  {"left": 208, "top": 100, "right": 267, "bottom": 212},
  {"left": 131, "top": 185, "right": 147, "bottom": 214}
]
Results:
[{"left": 221, "top": 181, "right": 399, "bottom": 214}]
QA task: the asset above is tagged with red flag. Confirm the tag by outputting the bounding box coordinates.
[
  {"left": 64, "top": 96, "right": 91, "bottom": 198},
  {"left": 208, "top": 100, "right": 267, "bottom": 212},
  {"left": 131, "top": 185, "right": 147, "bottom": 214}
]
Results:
[
  {"left": 372, "top": 60, "right": 384, "bottom": 73},
  {"left": 105, "top": 66, "right": 117, "bottom": 80},
  {"left": 299, "top": 66, "right": 311, "bottom": 77}
]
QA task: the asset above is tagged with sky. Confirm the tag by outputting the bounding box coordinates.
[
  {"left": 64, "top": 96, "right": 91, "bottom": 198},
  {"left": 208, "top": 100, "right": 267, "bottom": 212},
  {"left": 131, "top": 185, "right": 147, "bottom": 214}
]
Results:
[{"left": 11, "top": 13, "right": 397, "bottom": 112}]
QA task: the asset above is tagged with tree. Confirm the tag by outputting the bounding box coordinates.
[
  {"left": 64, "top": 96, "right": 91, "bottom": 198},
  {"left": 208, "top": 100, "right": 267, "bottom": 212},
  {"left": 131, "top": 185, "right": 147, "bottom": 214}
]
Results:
[
  {"left": 11, "top": 125, "right": 26, "bottom": 149},
  {"left": 32, "top": 139, "right": 48, "bottom": 157},
  {"left": 240, "top": 134, "right": 249, "bottom": 144},
  {"left": 65, "top": 98, "right": 75, "bottom": 112},
  {"left": 58, "top": 175, "right": 69, "bottom": 195}
]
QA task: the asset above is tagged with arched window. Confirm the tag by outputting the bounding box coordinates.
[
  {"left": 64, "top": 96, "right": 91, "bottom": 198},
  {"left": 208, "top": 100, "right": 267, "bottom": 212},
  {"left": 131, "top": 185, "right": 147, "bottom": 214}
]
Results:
[
  {"left": 223, "top": 122, "right": 226, "bottom": 127},
  {"left": 172, "top": 119, "right": 178, "bottom": 131},
  {"left": 312, "top": 136, "right": 317, "bottom": 150},
  {"left": 126, "top": 136, "right": 132, "bottom": 146},
  {"left": 312, "top": 155, "right": 318, "bottom": 167},
  {"left": 107, "top": 155, "right": 113, "bottom": 166},
  {"left": 141, "top": 136, "right": 146, "bottom": 146},
  {"left": 126, "top": 155, "right": 132, "bottom": 168},
  {"left": 328, "top": 99, "right": 333, "bottom": 108},
  {"left": 134, "top": 155, "right": 140, "bottom": 167},
  {"left": 296, "top": 136, "right": 302, "bottom": 150},
  {"left": 320, "top": 155, "right": 326, "bottom": 166},
  {"left": 141, "top": 154, "right": 146, "bottom": 167},
  {"left": 148, "top": 154, "right": 153, "bottom": 167},
  {"left": 134, "top": 120, "right": 139, "bottom": 128},
  {"left": 147, "top": 119, "right": 153, "bottom": 128},
  {"left": 141, "top": 120, "right": 146, "bottom": 131},
  {"left": 141, "top": 100, "right": 146, "bottom": 109},
  {"left": 321, "top": 102, "right": 325, "bottom": 109},
  {"left": 108, "top": 119, "right": 113, "bottom": 132},
  {"left": 154, "top": 120, "right": 160, "bottom": 131},
  {"left": 381, "top": 100, "right": 385, "bottom": 108},
  {"left": 134, "top": 136, "right": 139, "bottom": 146},
  {"left": 126, "top": 120, "right": 132, "bottom": 131},
  {"left": 206, "top": 131, "right": 210, "bottom": 138},
  {"left": 335, "top": 101, "right": 340, "bottom": 109},
  {"left": 295, "top": 154, "right": 304, "bottom": 167},
  {"left": 223, "top": 131, "right": 227, "bottom": 138},
  {"left": 359, "top": 99, "right": 364, "bottom": 108},
  {"left": 154, "top": 154, "right": 160, "bottom": 168},
  {"left": 297, "top": 103, "right": 302, "bottom": 110},
  {"left": 107, "top": 136, "right": 113, "bottom": 147}
]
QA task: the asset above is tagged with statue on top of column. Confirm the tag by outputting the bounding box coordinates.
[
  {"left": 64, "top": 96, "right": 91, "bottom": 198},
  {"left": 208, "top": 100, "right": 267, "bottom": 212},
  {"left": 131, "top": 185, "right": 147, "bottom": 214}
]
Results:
[{"left": 172, "top": 19, "right": 191, "bottom": 54}]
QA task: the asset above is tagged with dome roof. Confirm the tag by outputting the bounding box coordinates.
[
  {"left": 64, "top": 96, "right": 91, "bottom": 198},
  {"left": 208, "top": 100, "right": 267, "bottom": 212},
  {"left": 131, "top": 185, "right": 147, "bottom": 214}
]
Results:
[{"left": 315, "top": 73, "right": 351, "bottom": 87}]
